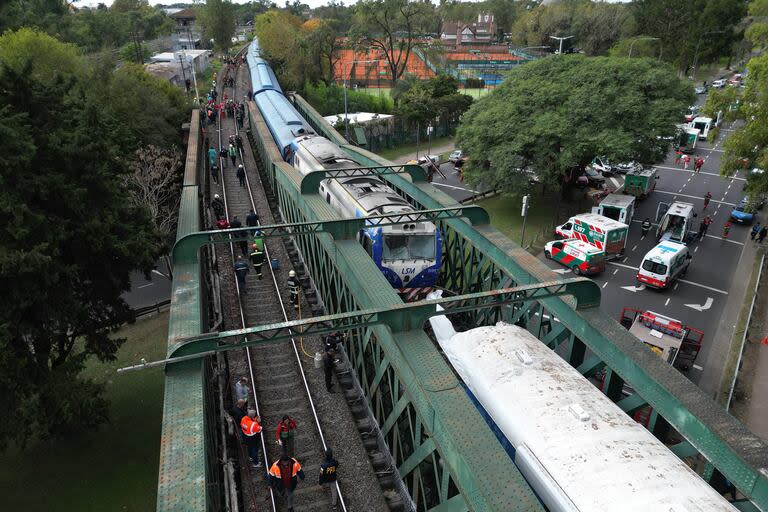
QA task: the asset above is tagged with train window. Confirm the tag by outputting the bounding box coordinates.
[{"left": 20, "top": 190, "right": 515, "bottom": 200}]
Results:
[
  {"left": 382, "top": 234, "right": 436, "bottom": 261},
  {"left": 326, "top": 193, "right": 331, "bottom": 204}
]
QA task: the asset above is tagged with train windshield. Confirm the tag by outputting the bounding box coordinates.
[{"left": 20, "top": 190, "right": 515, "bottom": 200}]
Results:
[{"left": 382, "top": 235, "right": 435, "bottom": 261}]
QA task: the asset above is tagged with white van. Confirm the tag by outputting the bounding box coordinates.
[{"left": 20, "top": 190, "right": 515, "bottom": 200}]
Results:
[
  {"left": 637, "top": 242, "right": 692, "bottom": 289},
  {"left": 691, "top": 116, "right": 713, "bottom": 140}
]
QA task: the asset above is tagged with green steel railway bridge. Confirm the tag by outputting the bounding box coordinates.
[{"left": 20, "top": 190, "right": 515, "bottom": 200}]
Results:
[{"left": 154, "top": 93, "right": 768, "bottom": 511}]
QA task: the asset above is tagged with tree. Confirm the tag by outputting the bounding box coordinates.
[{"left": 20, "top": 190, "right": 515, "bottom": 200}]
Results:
[
  {"left": 303, "top": 18, "right": 344, "bottom": 84},
  {"left": 254, "top": 10, "right": 305, "bottom": 89},
  {"left": 124, "top": 146, "right": 184, "bottom": 251},
  {"left": 721, "top": 51, "right": 768, "bottom": 194},
  {"left": 0, "top": 40, "right": 160, "bottom": 447},
  {"left": 197, "top": 0, "right": 236, "bottom": 52},
  {"left": 111, "top": 0, "right": 149, "bottom": 12},
  {"left": 349, "top": 0, "right": 432, "bottom": 86},
  {"left": 456, "top": 55, "right": 693, "bottom": 191}
]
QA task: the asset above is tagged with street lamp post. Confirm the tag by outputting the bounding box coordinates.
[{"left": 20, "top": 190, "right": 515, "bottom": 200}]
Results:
[
  {"left": 692, "top": 30, "right": 725, "bottom": 81},
  {"left": 549, "top": 35, "right": 574, "bottom": 55},
  {"left": 628, "top": 36, "right": 660, "bottom": 58},
  {"left": 342, "top": 59, "right": 382, "bottom": 142}
]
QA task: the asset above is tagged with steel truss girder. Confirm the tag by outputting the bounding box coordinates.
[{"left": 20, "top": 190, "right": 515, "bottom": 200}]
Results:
[
  {"left": 168, "top": 278, "right": 600, "bottom": 359},
  {"left": 300, "top": 164, "right": 427, "bottom": 194},
  {"left": 171, "top": 206, "right": 490, "bottom": 264}
]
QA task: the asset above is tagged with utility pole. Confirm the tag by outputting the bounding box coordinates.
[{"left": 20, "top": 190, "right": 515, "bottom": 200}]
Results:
[
  {"left": 549, "top": 35, "right": 574, "bottom": 55},
  {"left": 178, "top": 53, "right": 188, "bottom": 93},
  {"left": 521, "top": 195, "right": 530, "bottom": 246}
]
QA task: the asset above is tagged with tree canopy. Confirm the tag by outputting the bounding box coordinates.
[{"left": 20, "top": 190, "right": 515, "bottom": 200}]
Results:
[
  {"left": 456, "top": 55, "right": 693, "bottom": 191},
  {"left": 349, "top": 0, "right": 433, "bottom": 85},
  {"left": 0, "top": 29, "right": 187, "bottom": 447},
  {"left": 197, "top": 0, "right": 237, "bottom": 52}
]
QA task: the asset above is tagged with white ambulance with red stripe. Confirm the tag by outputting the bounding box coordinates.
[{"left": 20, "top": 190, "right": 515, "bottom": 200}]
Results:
[{"left": 554, "top": 213, "right": 629, "bottom": 258}]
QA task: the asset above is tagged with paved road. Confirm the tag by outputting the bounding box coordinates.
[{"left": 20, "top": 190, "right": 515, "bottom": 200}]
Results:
[
  {"left": 537, "top": 116, "right": 751, "bottom": 390},
  {"left": 122, "top": 259, "right": 172, "bottom": 309}
]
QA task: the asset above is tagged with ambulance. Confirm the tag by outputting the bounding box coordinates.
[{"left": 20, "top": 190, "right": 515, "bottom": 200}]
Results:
[
  {"left": 544, "top": 238, "right": 606, "bottom": 275},
  {"left": 554, "top": 213, "right": 629, "bottom": 258},
  {"left": 637, "top": 241, "right": 691, "bottom": 289},
  {"left": 592, "top": 193, "right": 635, "bottom": 224}
]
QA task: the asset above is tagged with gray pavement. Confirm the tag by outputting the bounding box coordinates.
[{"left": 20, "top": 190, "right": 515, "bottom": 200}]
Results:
[
  {"left": 122, "top": 259, "right": 172, "bottom": 309},
  {"left": 392, "top": 141, "right": 456, "bottom": 164},
  {"left": 537, "top": 114, "right": 756, "bottom": 393}
]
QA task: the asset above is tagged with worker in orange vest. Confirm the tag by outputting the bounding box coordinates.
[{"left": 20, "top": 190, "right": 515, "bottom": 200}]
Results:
[
  {"left": 269, "top": 453, "right": 305, "bottom": 511},
  {"left": 240, "top": 410, "right": 262, "bottom": 468}
]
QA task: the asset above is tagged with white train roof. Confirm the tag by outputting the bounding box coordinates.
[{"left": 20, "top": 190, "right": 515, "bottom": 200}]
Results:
[{"left": 432, "top": 319, "right": 736, "bottom": 511}]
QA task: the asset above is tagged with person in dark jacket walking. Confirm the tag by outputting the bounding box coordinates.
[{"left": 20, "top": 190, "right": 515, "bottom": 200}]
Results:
[
  {"left": 234, "top": 255, "right": 250, "bottom": 293},
  {"left": 246, "top": 209, "right": 259, "bottom": 233},
  {"left": 236, "top": 164, "right": 246, "bottom": 187},
  {"left": 249, "top": 243, "right": 265, "bottom": 279},
  {"left": 211, "top": 194, "right": 225, "bottom": 220},
  {"left": 229, "top": 398, "right": 247, "bottom": 428},
  {"left": 230, "top": 216, "right": 248, "bottom": 256},
  {"left": 287, "top": 270, "right": 300, "bottom": 309},
  {"left": 319, "top": 448, "right": 339, "bottom": 509},
  {"left": 269, "top": 454, "right": 305, "bottom": 512},
  {"left": 760, "top": 226, "right": 768, "bottom": 244},
  {"left": 235, "top": 134, "right": 244, "bottom": 152},
  {"left": 324, "top": 348, "right": 336, "bottom": 393},
  {"left": 210, "top": 163, "right": 219, "bottom": 184},
  {"left": 219, "top": 145, "right": 228, "bottom": 169}
]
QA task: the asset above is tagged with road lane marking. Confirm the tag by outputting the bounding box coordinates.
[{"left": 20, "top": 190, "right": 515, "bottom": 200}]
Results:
[
  {"left": 655, "top": 165, "right": 746, "bottom": 181},
  {"left": 665, "top": 298, "right": 670, "bottom": 306},
  {"left": 602, "top": 282, "right": 608, "bottom": 289},
  {"left": 607, "top": 262, "right": 728, "bottom": 294},
  {"left": 674, "top": 283, "right": 679, "bottom": 290},
  {"left": 632, "top": 245, "right": 637, "bottom": 251},
  {"left": 694, "top": 246, "right": 699, "bottom": 253},
  {"left": 693, "top": 364, "right": 704, "bottom": 371},
  {"left": 613, "top": 269, "right": 618, "bottom": 275},
  {"left": 432, "top": 182, "right": 478, "bottom": 193},
  {"left": 654, "top": 189, "right": 736, "bottom": 206},
  {"left": 137, "top": 283, "right": 155, "bottom": 289},
  {"left": 623, "top": 257, "right": 628, "bottom": 263}
]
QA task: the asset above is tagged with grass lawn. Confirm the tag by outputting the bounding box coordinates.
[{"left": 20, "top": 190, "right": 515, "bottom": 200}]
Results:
[
  {"left": 477, "top": 191, "right": 561, "bottom": 253},
  {"left": 377, "top": 135, "right": 455, "bottom": 162},
  {"left": 0, "top": 311, "right": 169, "bottom": 512}
]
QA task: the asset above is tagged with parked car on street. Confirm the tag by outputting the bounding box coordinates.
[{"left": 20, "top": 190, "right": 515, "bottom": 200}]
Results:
[
  {"left": 583, "top": 167, "right": 605, "bottom": 187},
  {"left": 730, "top": 198, "right": 758, "bottom": 224},
  {"left": 694, "top": 85, "right": 707, "bottom": 94},
  {"left": 615, "top": 161, "right": 643, "bottom": 174},
  {"left": 449, "top": 150, "right": 464, "bottom": 163},
  {"left": 590, "top": 156, "right": 614, "bottom": 176},
  {"left": 712, "top": 79, "right": 727, "bottom": 88}
]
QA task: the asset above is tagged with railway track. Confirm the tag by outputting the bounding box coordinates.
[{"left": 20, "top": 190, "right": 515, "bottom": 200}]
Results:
[{"left": 209, "top": 51, "right": 346, "bottom": 512}]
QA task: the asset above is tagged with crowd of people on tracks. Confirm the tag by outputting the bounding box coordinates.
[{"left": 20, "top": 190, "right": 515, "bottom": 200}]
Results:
[{"left": 227, "top": 331, "right": 346, "bottom": 510}]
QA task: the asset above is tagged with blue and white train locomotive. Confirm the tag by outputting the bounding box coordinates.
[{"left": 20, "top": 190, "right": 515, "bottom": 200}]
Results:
[{"left": 246, "top": 39, "right": 441, "bottom": 290}]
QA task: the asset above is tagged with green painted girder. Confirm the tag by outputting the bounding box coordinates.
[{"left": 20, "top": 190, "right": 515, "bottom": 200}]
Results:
[
  {"left": 670, "top": 440, "right": 699, "bottom": 459},
  {"left": 171, "top": 205, "right": 490, "bottom": 263},
  {"left": 616, "top": 392, "right": 648, "bottom": 414},
  {"left": 300, "top": 164, "right": 427, "bottom": 194},
  {"left": 169, "top": 277, "right": 600, "bottom": 359},
  {"left": 577, "top": 354, "right": 606, "bottom": 378}
]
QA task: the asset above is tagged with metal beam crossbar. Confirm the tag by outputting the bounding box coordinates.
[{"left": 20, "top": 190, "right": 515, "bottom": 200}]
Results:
[
  {"left": 300, "top": 164, "right": 427, "bottom": 194},
  {"left": 164, "top": 278, "right": 599, "bottom": 360},
  {"left": 172, "top": 206, "right": 490, "bottom": 263}
]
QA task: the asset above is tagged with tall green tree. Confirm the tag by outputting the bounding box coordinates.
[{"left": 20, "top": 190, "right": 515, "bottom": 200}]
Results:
[
  {"left": 349, "top": 0, "right": 433, "bottom": 86},
  {"left": 0, "top": 30, "right": 161, "bottom": 448},
  {"left": 721, "top": 52, "right": 768, "bottom": 194},
  {"left": 456, "top": 55, "right": 693, "bottom": 190},
  {"left": 198, "top": 0, "right": 236, "bottom": 52}
]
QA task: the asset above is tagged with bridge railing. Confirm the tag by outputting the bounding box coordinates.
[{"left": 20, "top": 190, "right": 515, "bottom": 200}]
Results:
[{"left": 292, "top": 94, "right": 768, "bottom": 511}]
